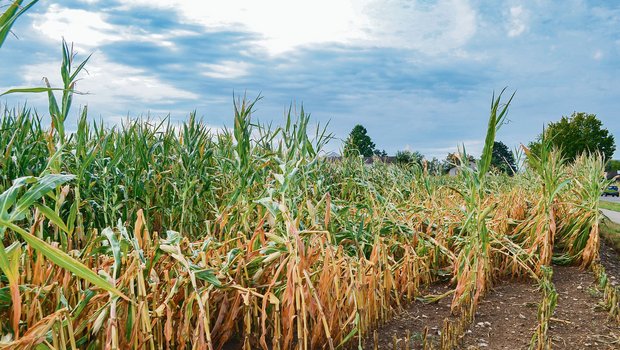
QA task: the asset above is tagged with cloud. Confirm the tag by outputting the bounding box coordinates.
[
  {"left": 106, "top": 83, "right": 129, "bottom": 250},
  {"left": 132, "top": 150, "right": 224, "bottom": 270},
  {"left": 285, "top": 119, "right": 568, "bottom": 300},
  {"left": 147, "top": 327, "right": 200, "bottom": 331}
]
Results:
[
  {"left": 362, "top": 0, "right": 477, "bottom": 53},
  {"left": 30, "top": 4, "right": 196, "bottom": 50},
  {"left": 593, "top": 50, "right": 603, "bottom": 60},
  {"left": 2, "top": 0, "right": 618, "bottom": 160},
  {"left": 507, "top": 5, "right": 528, "bottom": 37},
  {"left": 117, "top": 0, "right": 477, "bottom": 55},
  {"left": 201, "top": 61, "right": 252, "bottom": 80},
  {"left": 18, "top": 53, "right": 198, "bottom": 110},
  {"left": 417, "top": 140, "right": 484, "bottom": 159}
]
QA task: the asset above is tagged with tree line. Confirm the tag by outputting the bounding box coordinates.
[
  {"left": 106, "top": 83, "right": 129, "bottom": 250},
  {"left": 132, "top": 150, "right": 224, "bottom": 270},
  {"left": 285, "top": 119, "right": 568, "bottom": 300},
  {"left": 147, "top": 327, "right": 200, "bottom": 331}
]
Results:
[{"left": 343, "top": 112, "right": 617, "bottom": 174}]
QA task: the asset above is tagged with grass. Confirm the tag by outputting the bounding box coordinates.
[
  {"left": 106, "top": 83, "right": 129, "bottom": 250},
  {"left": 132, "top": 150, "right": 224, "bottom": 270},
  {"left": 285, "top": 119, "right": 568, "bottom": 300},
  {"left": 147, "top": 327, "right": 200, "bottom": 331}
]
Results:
[
  {"left": 600, "top": 199, "right": 620, "bottom": 213},
  {"left": 600, "top": 218, "right": 620, "bottom": 251}
]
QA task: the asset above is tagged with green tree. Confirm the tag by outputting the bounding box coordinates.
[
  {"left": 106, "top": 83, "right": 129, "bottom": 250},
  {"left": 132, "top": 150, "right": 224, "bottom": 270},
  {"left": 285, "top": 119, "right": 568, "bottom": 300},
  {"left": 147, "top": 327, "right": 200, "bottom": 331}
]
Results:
[
  {"left": 491, "top": 141, "right": 517, "bottom": 175},
  {"left": 606, "top": 160, "right": 620, "bottom": 171},
  {"left": 343, "top": 125, "right": 375, "bottom": 157},
  {"left": 529, "top": 112, "right": 616, "bottom": 161},
  {"left": 373, "top": 149, "right": 387, "bottom": 157},
  {"left": 395, "top": 150, "right": 424, "bottom": 165},
  {"left": 427, "top": 157, "right": 442, "bottom": 175}
]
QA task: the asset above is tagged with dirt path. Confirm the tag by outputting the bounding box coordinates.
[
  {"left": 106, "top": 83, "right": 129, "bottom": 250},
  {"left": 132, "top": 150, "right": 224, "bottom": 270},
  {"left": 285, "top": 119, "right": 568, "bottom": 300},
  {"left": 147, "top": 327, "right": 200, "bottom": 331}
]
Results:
[
  {"left": 362, "top": 282, "right": 453, "bottom": 349},
  {"left": 458, "top": 280, "right": 540, "bottom": 349},
  {"left": 549, "top": 265, "right": 620, "bottom": 349},
  {"left": 360, "top": 238, "right": 620, "bottom": 350}
]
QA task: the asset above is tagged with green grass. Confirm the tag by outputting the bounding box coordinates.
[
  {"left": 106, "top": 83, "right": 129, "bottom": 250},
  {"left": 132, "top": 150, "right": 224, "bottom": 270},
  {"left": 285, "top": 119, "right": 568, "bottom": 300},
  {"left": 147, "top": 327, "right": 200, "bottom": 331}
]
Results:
[
  {"left": 600, "top": 218, "right": 620, "bottom": 252},
  {"left": 600, "top": 200, "right": 620, "bottom": 212}
]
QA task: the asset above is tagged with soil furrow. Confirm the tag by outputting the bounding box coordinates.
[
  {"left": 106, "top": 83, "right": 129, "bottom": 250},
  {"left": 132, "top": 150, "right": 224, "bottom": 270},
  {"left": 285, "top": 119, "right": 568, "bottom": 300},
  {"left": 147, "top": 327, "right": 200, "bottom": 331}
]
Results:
[
  {"left": 549, "top": 265, "right": 620, "bottom": 349},
  {"left": 458, "top": 280, "right": 540, "bottom": 349},
  {"left": 362, "top": 282, "right": 453, "bottom": 349}
]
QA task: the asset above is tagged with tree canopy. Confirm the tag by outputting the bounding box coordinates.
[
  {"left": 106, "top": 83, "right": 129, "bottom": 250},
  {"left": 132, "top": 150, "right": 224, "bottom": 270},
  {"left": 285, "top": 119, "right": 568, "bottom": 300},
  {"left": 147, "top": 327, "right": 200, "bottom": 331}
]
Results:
[
  {"left": 373, "top": 149, "right": 388, "bottom": 157},
  {"left": 607, "top": 160, "right": 620, "bottom": 172},
  {"left": 491, "top": 141, "right": 517, "bottom": 175},
  {"left": 343, "top": 124, "right": 375, "bottom": 157},
  {"left": 529, "top": 112, "right": 616, "bottom": 162},
  {"left": 395, "top": 150, "right": 424, "bottom": 165}
]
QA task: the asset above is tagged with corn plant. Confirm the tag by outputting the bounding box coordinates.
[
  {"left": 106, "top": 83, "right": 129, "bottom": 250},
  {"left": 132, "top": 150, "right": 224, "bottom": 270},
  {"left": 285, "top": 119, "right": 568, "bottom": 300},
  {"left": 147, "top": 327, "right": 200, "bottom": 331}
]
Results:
[
  {"left": 556, "top": 153, "right": 609, "bottom": 267},
  {"left": 519, "top": 133, "right": 568, "bottom": 272},
  {"left": 530, "top": 266, "right": 557, "bottom": 350},
  {"left": 0, "top": 174, "right": 126, "bottom": 340},
  {"left": 0, "top": 0, "right": 38, "bottom": 50},
  {"left": 450, "top": 89, "right": 517, "bottom": 314}
]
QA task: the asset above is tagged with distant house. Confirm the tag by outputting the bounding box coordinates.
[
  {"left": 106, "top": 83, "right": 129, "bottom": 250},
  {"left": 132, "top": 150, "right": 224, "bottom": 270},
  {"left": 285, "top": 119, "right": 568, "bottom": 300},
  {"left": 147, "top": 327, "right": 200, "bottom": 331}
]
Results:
[
  {"left": 324, "top": 151, "right": 340, "bottom": 158},
  {"left": 364, "top": 156, "right": 397, "bottom": 164},
  {"left": 606, "top": 170, "right": 618, "bottom": 181},
  {"left": 447, "top": 161, "right": 477, "bottom": 176},
  {"left": 323, "top": 152, "right": 397, "bottom": 165}
]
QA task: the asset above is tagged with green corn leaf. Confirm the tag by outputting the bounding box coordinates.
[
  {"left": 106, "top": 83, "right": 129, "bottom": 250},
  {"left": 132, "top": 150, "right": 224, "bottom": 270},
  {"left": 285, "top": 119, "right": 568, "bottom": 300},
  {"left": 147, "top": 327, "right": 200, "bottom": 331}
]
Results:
[
  {"left": 43, "top": 78, "right": 62, "bottom": 125},
  {"left": 34, "top": 202, "right": 70, "bottom": 234},
  {"left": 0, "top": 242, "right": 21, "bottom": 283},
  {"left": 0, "top": 0, "right": 23, "bottom": 26},
  {"left": 0, "top": 177, "right": 35, "bottom": 218},
  {"left": 13, "top": 174, "right": 75, "bottom": 218},
  {"left": 102, "top": 227, "right": 121, "bottom": 278},
  {"left": 192, "top": 267, "right": 223, "bottom": 288},
  {"left": 0, "top": 0, "right": 38, "bottom": 49},
  {"left": 0, "top": 87, "right": 65, "bottom": 97},
  {"left": 1, "top": 220, "right": 128, "bottom": 300}
]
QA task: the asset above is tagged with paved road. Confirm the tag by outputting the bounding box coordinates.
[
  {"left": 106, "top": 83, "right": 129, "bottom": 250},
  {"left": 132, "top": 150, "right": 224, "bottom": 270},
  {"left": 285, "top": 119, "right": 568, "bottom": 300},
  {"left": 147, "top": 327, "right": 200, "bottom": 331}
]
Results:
[
  {"left": 601, "top": 196, "right": 620, "bottom": 224},
  {"left": 601, "top": 209, "right": 620, "bottom": 224},
  {"left": 601, "top": 196, "right": 620, "bottom": 204}
]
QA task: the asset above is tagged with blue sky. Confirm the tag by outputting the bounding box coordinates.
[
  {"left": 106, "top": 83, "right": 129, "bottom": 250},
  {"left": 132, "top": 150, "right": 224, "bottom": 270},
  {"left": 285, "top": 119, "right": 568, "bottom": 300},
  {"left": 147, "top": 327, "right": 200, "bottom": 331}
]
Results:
[{"left": 1, "top": 0, "right": 619, "bottom": 158}]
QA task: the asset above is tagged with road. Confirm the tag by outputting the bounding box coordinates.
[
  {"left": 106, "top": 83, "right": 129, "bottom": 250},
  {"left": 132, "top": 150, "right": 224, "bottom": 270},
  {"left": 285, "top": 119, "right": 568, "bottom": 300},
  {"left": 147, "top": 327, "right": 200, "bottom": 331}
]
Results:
[{"left": 601, "top": 196, "right": 620, "bottom": 224}]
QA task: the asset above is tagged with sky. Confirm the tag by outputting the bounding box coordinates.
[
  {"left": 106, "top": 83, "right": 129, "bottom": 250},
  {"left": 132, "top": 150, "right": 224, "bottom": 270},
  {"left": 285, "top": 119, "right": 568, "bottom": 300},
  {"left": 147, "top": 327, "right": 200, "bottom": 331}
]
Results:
[{"left": 1, "top": 0, "right": 619, "bottom": 158}]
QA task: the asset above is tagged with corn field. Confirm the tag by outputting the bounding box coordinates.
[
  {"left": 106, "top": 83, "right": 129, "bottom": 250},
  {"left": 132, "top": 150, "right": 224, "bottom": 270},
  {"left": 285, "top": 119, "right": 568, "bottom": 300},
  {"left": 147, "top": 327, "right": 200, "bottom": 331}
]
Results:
[
  {"left": 1, "top": 2, "right": 618, "bottom": 349},
  {"left": 0, "top": 88, "right": 615, "bottom": 349}
]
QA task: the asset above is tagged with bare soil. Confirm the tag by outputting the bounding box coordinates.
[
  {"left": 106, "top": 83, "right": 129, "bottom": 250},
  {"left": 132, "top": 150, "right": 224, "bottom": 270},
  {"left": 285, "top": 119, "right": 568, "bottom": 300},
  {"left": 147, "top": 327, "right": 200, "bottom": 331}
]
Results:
[
  {"left": 362, "top": 282, "right": 454, "bottom": 350},
  {"left": 549, "top": 265, "right": 620, "bottom": 349},
  {"left": 365, "top": 264, "right": 620, "bottom": 350},
  {"left": 458, "top": 280, "right": 540, "bottom": 349}
]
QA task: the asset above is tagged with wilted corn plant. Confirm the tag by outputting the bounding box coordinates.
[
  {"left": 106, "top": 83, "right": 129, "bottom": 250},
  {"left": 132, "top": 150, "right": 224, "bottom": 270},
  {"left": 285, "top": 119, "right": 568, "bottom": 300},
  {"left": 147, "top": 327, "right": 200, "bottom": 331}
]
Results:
[
  {"left": 592, "top": 263, "right": 620, "bottom": 322},
  {"left": 450, "top": 89, "right": 515, "bottom": 314},
  {"left": 437, "top": 90, "right": 548, "bottom": 349},
  {"left": 529, "top": 266, "right": 557, "bottom": 350},
  {"left": 519, "top": 133, "right": 568, "bottom": 273},
  {"left": 555, "top": 153, "right": 609, "bottom": 267}
]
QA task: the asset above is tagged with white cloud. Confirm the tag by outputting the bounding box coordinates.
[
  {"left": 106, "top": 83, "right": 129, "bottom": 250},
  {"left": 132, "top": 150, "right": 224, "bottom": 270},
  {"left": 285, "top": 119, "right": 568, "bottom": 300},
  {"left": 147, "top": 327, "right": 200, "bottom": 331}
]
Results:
[
  {"left": 362, "top": 0, "right": 477, "bottom": 54},
  {"left": 19, "top": 54, "right": 198, "bottom": 110},
  {"left": 30, "top": 4, "right": 196, "bottom": 50},
  {"left": 201, "top": 61, "right": 252, "bottom": 79},
  {"left": 593, "top": 50, "right": 603, "bottom": 60},
  {"left": 31, "top": 5, "right": 116, "bottom": 47},
  {"left": 507, "top": 5, "right": 528, "bottom": 37},
  {"left": 418, "top": 140, "right": 484, "bottom": 158},
  {"left": 118, "top": 0, "right": 478, "bottom": 55}
]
